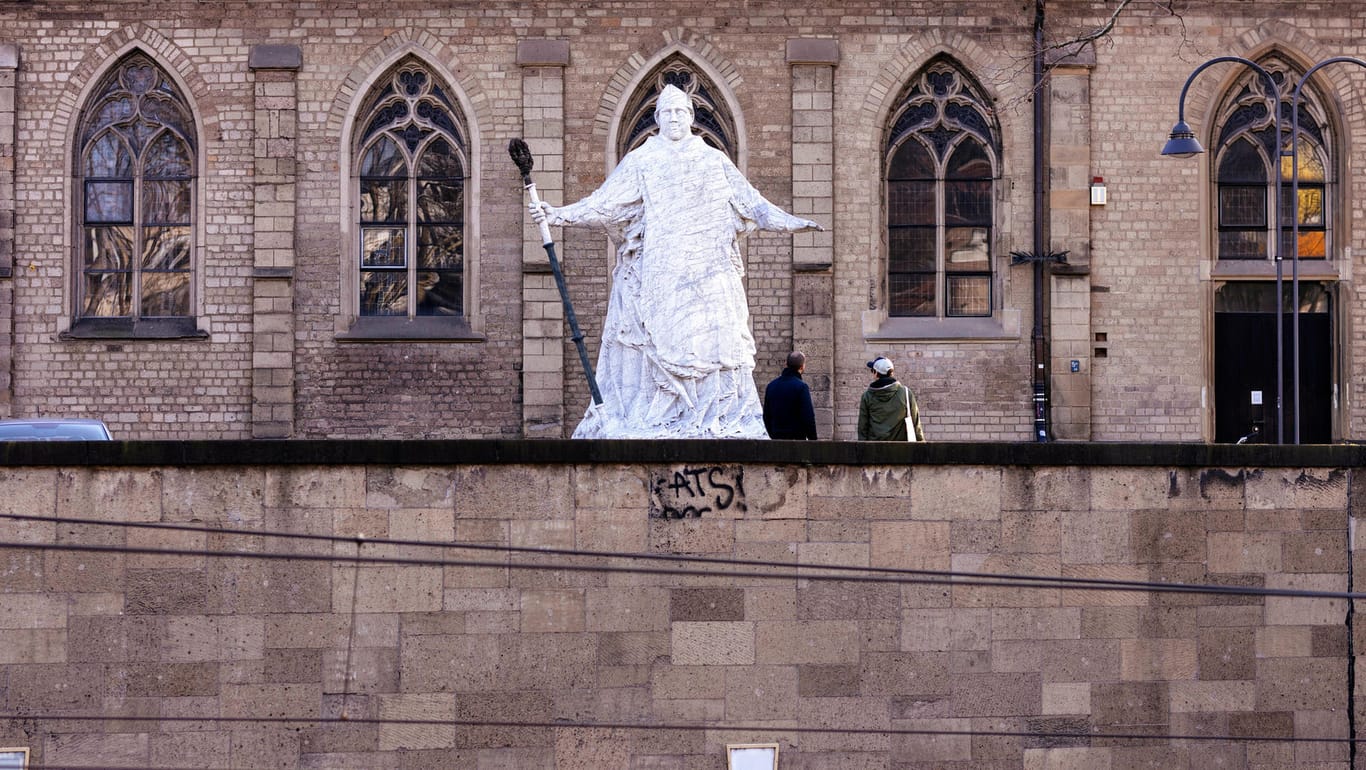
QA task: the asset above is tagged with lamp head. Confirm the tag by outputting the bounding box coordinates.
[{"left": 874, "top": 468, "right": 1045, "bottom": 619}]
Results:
[{"left": 1161, "top": 120, "right": 1204, "bottom": 158}]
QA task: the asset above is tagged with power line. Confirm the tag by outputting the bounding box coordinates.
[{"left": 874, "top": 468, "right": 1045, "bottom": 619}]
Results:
[
  {"left": 1, "top": 537, "right": 1358, "bottom": 599},
  {"left": 0, "top": 712, "right": 1357, "bottom": 745},
  {"left": 0, "top": 538, "right": 1115, "bottom": 592},
  {"left": 2, "top": 530, "right": 1356, "bottom": 756},
  {"left": 2, "top": 512, "right": 1359, "bottom": 600}
]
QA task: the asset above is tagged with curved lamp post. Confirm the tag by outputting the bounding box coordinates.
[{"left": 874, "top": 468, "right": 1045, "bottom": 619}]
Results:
[
  {"left": 1163, "top": 55, "right": 1366, "bottom": 444},
  {"left": 1287, "top": 57, "right": 1366, "bottom": 445},
  {"left": 1162, "top": 57, "right": 1285, "bottom": 443}
]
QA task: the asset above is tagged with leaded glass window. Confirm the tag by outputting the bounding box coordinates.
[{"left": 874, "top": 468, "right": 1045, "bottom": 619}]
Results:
[
  {"left": 1214, "top": 56, "right": 1332, "bottom": 262},
  {"left": 885, "top": 59, "right": 999, "bottom": 317},
  {"left": 75, "top": 54, "right": 196, "bottom": 323},
  {"left": 356, "top": 60, "right": 467, "bottom": 318},
  {"left": 618, "top": 56, "right": 737, "bottom": 161}
]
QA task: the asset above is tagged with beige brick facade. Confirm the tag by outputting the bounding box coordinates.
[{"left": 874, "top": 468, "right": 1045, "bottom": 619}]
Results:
[
  {"left": 0, "top": 2, "right": 1362, "bottom": 441},
  {"left": 0, "top": 44, "right": 15, "bottom": 420},
  {"left": 0, "top": 444, "right": 1360, "bottom": 767}
]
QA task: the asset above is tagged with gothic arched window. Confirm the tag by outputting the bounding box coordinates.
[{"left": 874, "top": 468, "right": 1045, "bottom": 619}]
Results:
[
  {"left": 885, "top": 58, "right": 1000, "bottom": 318},
  {"left": 1214, "top": 56, "right": 1333, "bottom": 262},
  {"left": 355, "top": 59, "right": 468, "bottom": 319},
  {"left": 618, "top": 56, "right": 737, "bottom": 161},
  {"left": 75, "top": 53, "right": 197, "bottom": 333}
]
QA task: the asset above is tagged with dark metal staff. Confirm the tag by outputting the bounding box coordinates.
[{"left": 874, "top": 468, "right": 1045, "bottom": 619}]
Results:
[{"left": 507, "top": 138, "right": 603, "bottom": 405}]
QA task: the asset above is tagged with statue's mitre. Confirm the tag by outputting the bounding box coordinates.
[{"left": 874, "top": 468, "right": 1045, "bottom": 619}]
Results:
[{"left": 655, "top": 84, "right": 693, "bottom": 113}]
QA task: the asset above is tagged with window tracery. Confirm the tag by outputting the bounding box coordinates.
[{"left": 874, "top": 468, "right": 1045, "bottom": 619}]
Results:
[
  {"left": 75, "top": 54, "right": 197, "bottom": 331},
  {"left": 1214, "top": 55, "right": 1332, "bottom": 262},
  {"left": 355, "top": 60, "right": 468, "bottom": 319},
  {"left": 885, "top": 58, "right": 999, "bottom": 318}
]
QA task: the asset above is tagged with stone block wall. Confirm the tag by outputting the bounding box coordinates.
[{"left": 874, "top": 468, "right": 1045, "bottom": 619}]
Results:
[{"left": 0, "top": 443, "right": 1359, "bottom": 768}]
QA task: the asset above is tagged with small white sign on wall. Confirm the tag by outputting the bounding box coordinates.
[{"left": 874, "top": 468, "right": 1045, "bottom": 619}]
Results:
[{"left": 727, "top": 743, "right": 779, "bottom": 770}]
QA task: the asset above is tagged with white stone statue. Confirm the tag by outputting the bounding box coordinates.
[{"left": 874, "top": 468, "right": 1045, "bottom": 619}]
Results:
[{"left": 531, "top": 84, "right": 824, "bottom": 439}]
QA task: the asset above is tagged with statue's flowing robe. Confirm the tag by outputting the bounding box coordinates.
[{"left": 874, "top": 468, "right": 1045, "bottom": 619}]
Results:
[{"left": 552, "top": 133, "right": 813, "bottom": 438}]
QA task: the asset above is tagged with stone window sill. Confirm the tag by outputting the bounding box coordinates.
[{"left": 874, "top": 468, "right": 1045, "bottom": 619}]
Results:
[
  {"left": 1211, "top": 259, "right": 1340, "bottom": 281},
  {"left": 336, "top": 316, "right": 485, "bottom": 342},
  {"left": 61, "top": 318, "right": 209, "bottom": 340},
  {"left": 867, "top": 315, "right": 1018, "bottom": 342}
]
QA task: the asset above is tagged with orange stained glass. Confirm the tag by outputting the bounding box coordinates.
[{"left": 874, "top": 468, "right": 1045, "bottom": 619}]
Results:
[
  {"left": 1298, "top": 231, "right": 1326, "bottom": 258},
  {"left": 1281, "top": 138, "right": 1326, "bottom": 182}
]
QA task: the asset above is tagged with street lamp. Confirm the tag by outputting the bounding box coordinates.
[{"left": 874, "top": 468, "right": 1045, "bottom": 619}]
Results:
[
  {"left": 1160, "top": 120, "right": 1203, "bottom": 158},
  {"left": 1163, "top": 55, "right": 1366, "bottom": 444},
  {"left": 1162, "top": 56, "right": 1286, "bottom": 443},
  {"left": 1287, "top": 57, "right": 1366, "bottom": 444}
]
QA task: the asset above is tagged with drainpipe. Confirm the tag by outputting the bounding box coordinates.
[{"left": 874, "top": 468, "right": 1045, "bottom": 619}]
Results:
[{"left": 1031, "top": 0, "right": 1051, "bottom": 441}]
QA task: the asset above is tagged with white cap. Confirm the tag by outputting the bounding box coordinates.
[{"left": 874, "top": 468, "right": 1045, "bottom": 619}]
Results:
[{"left": 868, "top": 357, "right": 893, "bottom": 375}]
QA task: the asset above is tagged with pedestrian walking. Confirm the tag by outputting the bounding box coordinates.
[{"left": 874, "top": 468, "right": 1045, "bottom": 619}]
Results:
[
  {"left": 857, "top": 356, "right": 924, "bottom": 441},
  {"left": 763, "top": 351, "right": 817, "bottom": 440}
]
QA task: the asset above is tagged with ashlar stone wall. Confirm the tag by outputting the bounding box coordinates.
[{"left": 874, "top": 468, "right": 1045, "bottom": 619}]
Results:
[{"left": 0, "top": 450, "right": 1358, "bottom": 768}]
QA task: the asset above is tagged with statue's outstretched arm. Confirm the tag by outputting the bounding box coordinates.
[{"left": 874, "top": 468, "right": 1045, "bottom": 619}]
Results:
[
  {"left": 723, "top": 159, "right": 826, "bottom": 233},
  {"left": 532, "top": 155, "right": 644, "bottom": 229}
]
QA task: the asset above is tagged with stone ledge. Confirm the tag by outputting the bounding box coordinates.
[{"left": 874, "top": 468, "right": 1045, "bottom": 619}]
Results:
[
  {"left": 1046, "top": 46, "right": 1097, "bottom": 68},
  {"left": 0, "top": 439, "right": 1359, "bottom": 468},
  {"left": 786, "top": 38, "right": 839, "bottom": 65},
  {"left": 516, "top": 39, "right": 570, "bottom": 67},
  {"left": 248, "top": 44, "right": 302, "bottom": 71}
]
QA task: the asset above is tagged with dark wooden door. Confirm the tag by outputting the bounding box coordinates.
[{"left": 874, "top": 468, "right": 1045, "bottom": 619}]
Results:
[{"left": 1214, "top": 310, "right": 1331, "bottom": 443}]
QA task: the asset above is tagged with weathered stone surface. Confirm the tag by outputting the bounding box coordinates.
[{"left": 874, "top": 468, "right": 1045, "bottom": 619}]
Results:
[
  {"left": 724, "top": 665, "right": 798, "bottom": 721},
  {"left": 671, "top": 621, "right": 754, "bottom": 666},
  {"left": 669, "top": 587, "right": 744, "bottom": 622},
  {"left": 378, "top": 693, "right": 456, "bottom": 750},
  {"left": 1245, "top": 468, "right": 1348, "bottom": 511},
  {"left": 161, "top": 467, "right": 266, "bottom": 523},
  {"left": 46, "top": 733, "right": 149, "bottom": 768},
  {"left": 0, "top": 458, "right": 1356, "bottom": 767},
  {"left": 755, "top": 620, "right": 861, "bottom": 665},
  {"left": 910, "top": 465, "right": 1003, "bottom": 520},
  {"left": 1198, "top": 626, "right": 1255, "bottom": 681},
  {"left": 869, "top": 521, "right": 949, "bottom": 570},
  {"left": 267, "top": 466, "right": 365, "bottom": 509},
  {"left": 1091, "top": 681, "right": 1169, "bottom": 732},
  {"left": 901, "top": 608, "right": 990, "bottom": 652},
  {"left": 1001, "top": 466, "right": 1092, "bottom": 513},
  {"left": 990, "top": 639, "right": 1120, "bottom": 683},
  {"left": 808, "top": 465, "right": 913, "bottom": 499},
  {"left": 1120, "top": 638, "right": 1197, "bottom": 681},
  {"left": 1041, "top": 682, "right": 1090, "bottom": 715},
  {"left": 1169, "top": 679, "right": 1256, "bottom": 712},
  {"left": 520, "top": 588, "right": 585, "bottom": 632}
]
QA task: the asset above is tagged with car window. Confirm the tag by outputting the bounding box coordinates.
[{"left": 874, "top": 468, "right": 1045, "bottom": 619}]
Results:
[{"left": 0, "top": 422, "right": 111, "bottom": 440}]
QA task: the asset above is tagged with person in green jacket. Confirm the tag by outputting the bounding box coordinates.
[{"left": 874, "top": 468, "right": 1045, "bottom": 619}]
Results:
[{"left": 857, "top": 357, "right": 924, "bottom": 441}]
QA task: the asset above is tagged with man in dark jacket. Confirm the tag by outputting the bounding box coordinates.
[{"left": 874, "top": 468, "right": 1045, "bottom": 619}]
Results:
[
  {"left": 763, "top": 351, "right": 817, "bottom": 440},
  {"left": 857, "top": 356, "right": 924, "bottom": 441}
]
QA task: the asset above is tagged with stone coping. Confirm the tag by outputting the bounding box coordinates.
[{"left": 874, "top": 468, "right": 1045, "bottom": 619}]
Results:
[{"left": 0, "top": 439, "right": 1362, "bottom": 467}]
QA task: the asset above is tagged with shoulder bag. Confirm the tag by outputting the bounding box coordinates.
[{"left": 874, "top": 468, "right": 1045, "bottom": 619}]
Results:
[{"left": 902, "top": 385, "right": 918, "bottom": 442}]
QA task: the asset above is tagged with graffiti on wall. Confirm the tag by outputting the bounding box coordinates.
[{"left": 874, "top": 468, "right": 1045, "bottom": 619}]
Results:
[{"left": 648, "top": 465, "right": 747, "bottom": 519}]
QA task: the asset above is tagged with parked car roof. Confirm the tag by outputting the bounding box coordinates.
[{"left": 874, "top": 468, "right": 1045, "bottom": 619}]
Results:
[{"left": 0, "top": 418, "right": 112, "bottom": 441}]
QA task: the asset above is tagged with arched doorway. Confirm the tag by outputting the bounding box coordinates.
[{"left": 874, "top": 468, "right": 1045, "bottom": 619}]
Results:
[{"left": 1213, "top": 281, "right": 1333, "bottom": 443}]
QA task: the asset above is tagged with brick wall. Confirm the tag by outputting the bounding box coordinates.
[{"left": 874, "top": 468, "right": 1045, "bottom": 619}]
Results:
[
  {"left": 1, "top": 2, "right": 1365, "bottom": 441},
  {"left": 0, "top": 441, "right": 1358, "bottom": 767},
  {"left": 0, "top": 44, "right": 15, "bottom": 421}
]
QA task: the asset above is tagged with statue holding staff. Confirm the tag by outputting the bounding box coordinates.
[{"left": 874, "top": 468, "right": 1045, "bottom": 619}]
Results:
[{"left": 530, "top": 85, "right": 824, "bottom": 439}]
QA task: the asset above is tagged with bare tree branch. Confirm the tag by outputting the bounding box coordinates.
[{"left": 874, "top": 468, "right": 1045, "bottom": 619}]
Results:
[
  {"left": 1039, "top": 0, "right": 1138, "bottom": 57},
  {"left": 990, "top": 1, "right": 1194, "bottom": 111}
]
